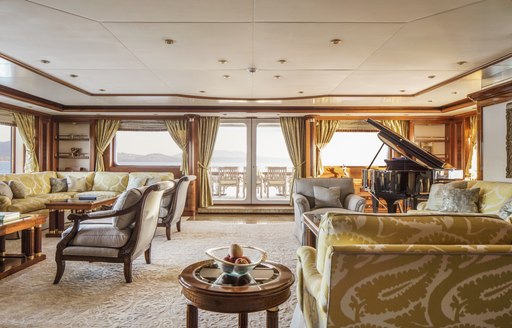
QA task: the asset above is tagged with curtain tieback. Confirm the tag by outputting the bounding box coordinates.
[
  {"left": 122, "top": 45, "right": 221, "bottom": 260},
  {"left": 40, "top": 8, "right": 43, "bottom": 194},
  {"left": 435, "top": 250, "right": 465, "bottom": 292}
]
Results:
[
  {"left": 293, "top": 161, "right": 305, "bottom": 169},
  {"left": 198, "top": 163, "right": 208, "bottom": 170}
]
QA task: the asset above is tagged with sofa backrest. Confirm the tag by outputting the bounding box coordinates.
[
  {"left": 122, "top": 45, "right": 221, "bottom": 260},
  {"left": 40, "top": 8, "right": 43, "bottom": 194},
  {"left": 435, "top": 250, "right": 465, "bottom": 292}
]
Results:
[
  {"left": 56, "top": 172, "right": 95, "bottom": 191},
  {"left": 316, "top": 212, "right": 512, "bottom": 274},
  {"left": 0, "top": 171, "right": 55, "bottom": 196},
  {"left": 467, "top": 180, "right": 512, "bottom": 214},
  {"left": 128, "top": 172, "right": 174, "bottom": 186},
  {"left": 294, "top": 178, "right": 355, "bottom": 208},
  {"left": 92, "top": 172, "right": 129, "bottom": 192}
]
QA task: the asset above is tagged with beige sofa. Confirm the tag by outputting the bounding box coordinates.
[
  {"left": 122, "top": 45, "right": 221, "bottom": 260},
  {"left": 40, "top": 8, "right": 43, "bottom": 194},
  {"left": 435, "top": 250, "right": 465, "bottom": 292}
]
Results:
[{"left": 0, "top": 171, "right": 174, "bottom": 215}]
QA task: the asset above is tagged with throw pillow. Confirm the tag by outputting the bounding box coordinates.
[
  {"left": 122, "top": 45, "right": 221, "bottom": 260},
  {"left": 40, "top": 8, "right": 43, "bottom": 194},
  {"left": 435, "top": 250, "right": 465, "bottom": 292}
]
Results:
[
  {"left": 498, "top": 197, "right": 512, "bottom": 220},
  {"left": 439, "top": 188, "right": 480, "bottom": 213},
  {"left": 127, "top": 177, "right": 147, "bottom": 190},
  {"left": 145, "top": 177, "right": 162, "bottom": 186},
  {"left": 313, "top": 186, "right": 342, "bottom": 208},
  {"left": 67, "top": 176, "right": 87, "bottom": 192},
  {"left": 50, "top": 177, "right": 68, "bottom": 193},
  {"left": 425, "top": 181, "right": 467, "bottom": 211},
  {"left": 8, "top": 180, "right": 27, "bottom": 199},
  {"left": 0, "top": 181, "right": 13, "bottom": 199},
  {"left": 112, "top": 188, "right": 144, "bottom": 230}
]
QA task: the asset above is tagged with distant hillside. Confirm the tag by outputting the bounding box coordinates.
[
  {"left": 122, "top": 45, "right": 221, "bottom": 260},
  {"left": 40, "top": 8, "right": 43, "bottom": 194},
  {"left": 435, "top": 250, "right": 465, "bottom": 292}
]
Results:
[
  {"left": 116, "top": 152, "right": 181, "bottom": 163},
  {"left": 0, "top": 141, "right": 11, "bottom": 161}
]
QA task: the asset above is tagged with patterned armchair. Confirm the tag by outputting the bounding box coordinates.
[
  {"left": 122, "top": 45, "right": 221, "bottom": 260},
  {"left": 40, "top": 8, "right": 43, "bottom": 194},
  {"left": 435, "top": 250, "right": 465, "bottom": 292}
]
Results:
[{"left": 295, "top": 212, "right": 512, "bottom": 327}]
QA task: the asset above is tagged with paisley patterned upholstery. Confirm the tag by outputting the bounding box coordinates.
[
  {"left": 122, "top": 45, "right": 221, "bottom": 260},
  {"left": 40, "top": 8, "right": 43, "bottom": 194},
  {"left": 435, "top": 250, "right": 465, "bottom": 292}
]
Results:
[
  {"left": 8, "top": 196, "right": 48, "bottom": 213},
  {"left": 297, "top": 212, "right": 512, "bottom": 328},
  {"left": 92, "top": 172, "right": 129, "bottom": 192},
  {"left": 5, "top": 171, "right": 55, "bottom": 196}
]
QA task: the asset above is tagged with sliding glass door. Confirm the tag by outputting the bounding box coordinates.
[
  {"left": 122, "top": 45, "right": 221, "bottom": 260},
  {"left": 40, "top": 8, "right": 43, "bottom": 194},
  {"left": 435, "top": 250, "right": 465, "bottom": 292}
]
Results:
[{"left": 210, "top": 119, "right": 292, "bottom": 205}]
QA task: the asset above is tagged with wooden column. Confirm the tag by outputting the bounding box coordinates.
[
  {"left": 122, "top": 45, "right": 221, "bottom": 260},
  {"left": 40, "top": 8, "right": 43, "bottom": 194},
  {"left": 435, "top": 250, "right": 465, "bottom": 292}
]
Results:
[
  {"left": 304, "top": 115, "right": 317, "bottom": 178},
  {"left": 476, "top": 104, "right": 484, "bottom": 180}
]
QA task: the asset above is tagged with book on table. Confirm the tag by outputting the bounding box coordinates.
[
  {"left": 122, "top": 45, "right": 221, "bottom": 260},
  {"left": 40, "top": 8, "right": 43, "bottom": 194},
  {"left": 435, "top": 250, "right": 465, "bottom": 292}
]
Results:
[{"left": 0, "top": 212, "right": 21, "bottom": 224}]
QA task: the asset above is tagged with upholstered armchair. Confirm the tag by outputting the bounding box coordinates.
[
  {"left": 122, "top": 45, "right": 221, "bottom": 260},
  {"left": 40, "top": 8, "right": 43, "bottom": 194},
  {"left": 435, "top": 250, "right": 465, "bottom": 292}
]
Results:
[
  {"left": 294, "top": 212, "right": 512, "bottom": 327},
  {"left": 54, "top": 181, "right": 175, "bottom": 284},
  {"left": 157, "top": 175, "right": 196, "bottom": 240},
  {"left": 292, "top": 178, "right": 366, "bottom": 242}
]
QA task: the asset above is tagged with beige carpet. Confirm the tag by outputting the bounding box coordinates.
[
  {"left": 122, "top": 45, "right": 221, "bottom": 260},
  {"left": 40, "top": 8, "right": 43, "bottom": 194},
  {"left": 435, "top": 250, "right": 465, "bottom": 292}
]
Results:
[{"left": 1, "top": 220, "right": 300, "bottom": 328}]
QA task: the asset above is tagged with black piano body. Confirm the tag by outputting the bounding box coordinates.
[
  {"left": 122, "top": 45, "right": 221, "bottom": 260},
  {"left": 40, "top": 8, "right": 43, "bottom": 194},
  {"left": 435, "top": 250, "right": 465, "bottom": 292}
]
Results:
[{"left": 362, "top": 119, "right": 462, "bottom": 213}]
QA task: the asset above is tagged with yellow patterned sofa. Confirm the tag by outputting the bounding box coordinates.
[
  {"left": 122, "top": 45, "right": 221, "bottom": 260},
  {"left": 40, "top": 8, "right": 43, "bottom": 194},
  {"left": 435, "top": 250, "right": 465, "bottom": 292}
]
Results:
[
  {"left": 295, "top": 212, "right": 512, "bottom": 328},
  {"left": 0, "top": 171, "right": 174, "bottom": 215},
  {"left": 414, "top": 180, "right": 512, "bottom": 218}
]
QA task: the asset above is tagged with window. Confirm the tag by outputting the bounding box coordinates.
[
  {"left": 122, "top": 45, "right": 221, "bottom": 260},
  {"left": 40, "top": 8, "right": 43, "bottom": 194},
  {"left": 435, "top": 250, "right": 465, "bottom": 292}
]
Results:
[
  {"left": 322, "top": 132, "right": 389, "bottom": 166},
  {"left": 114, "top": 130, "right": 182, "bottom": 166},
  {"left": 0, "top": 125, "right": 12, "bottom": 173}
]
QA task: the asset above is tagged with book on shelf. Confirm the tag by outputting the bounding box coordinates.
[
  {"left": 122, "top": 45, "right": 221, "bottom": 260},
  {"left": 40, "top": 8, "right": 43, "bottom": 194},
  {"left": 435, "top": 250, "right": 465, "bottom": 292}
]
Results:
[{"left": 0, "top": 212, "right": 21, "bottom": 223}]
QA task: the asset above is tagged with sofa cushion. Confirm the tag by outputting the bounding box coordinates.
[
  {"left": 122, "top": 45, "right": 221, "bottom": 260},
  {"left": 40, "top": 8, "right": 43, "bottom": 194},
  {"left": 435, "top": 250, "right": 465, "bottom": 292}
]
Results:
[
  {"left": 67, "top": 176, "right": 87, "bottom": 192},
  {"left": 127, "top": 176, "right": 147, "bottom": 190},
  {"left": 50, "top": 177, "right": 68, "bottom": 193},
  {"left": 0, "top": 181, "right": 13, "bottom": 200},
  {"left": 294, "top": 178, "right": 355, "bottom": 208},
  {"left": 468, "top": 181, "right": 512, "bottom": 214},
  {"left": 498, "top": 197, "right": 512, "bottom": 220},
  {"left": 57, "top": 172, "right": 95, "bottom": 191},
  {"left": 62, "top": 224, "right": 131, "bottom": 248},
  {"left": 6, "top": 171, "right": 55, "bottom": 196},
  {"left": 92, "top": 172, "right": 129, "bottom": 192},
  {"left": 7, "top": 196, "right": 46, "bottom": 213},
  {"left": 439, "top": 188, "right": 480, "bottom": 213},
  {"left": 313, "top": 186, "right": 342, "bottom": 208},
  {"left": 130, "top": 172, "right": 174, "bottom": 184},
  {"left": 8, "top": 180, "right": 27, "bottom": 199},
  {"left": 425, "top": 181, "right": 467, "bottom": 211},
  {"left": 112, "top": 188, "right": 144, "bottom": 230}
]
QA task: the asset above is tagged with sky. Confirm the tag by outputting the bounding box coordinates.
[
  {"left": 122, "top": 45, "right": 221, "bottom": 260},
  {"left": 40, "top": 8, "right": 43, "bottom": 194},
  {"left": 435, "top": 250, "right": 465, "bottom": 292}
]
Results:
[
  {"left": 115, "top": 130, "right": 180, "bottom": 156},
  {"left": 0, "top": 125, "right": 11, "bottom": 142}
]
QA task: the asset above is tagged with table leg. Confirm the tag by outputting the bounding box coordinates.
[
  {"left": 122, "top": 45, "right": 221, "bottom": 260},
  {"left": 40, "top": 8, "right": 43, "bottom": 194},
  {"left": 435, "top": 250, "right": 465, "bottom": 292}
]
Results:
[
  {"left": 48, "top": 210, "right": 56, "bottom": 235},
  {"left": 34, "top": 224, "right": 42, "bottom": 256},
  {"left": 21, "top": 227, "right": 35, "bottom": 259},
  {"left": 0, "top": 236, "right": 5, "bottom": 260},
  {"left": 186, "top": 304, "right": 198, "bottom": 328},
  {"left": 239, "top": 312, "right": 248, "bottom": 328},
  {"left": 266, "top": 307, "right": 279, "bottom": 328},
  {"left": 57, "top": 210, "right": 65, "bottom": 234}
]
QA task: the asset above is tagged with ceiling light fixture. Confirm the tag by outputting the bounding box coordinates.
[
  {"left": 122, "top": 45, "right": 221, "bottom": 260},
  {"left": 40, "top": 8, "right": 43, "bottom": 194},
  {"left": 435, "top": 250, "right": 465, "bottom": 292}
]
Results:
[
  {"left": 457, "top": 61, "right": 468, "bottom": 66},
  {"left": 223, "top": 75, "right": 231, "bottom": 79},
  {"left": 274, "top": 75, "right": 282, "bottom": 79},
  {"left": 428, "top": 75, "right": 436, "bottom": 79},
  {"left": 199, "top": 90, "right": 206, "bottom": 93},
  {"left": 164, "top": 39, "right": 175, "bottom": 44},
  {"left": 277, "top": 59, "right": 287, "bottom": 64},
  {"left": 428, "top": 100, "right": 433, "bottom": 102},
  {"left": 399, "top": 89, "right": 406, "bottom": 93},
  {"left": 248, "top": 67, "right": 257, "bottom": 73},
  {"left": 218, "top": 59, "right": 228, "bottom": 64},
  {"left": 70, "top": 74, "right": 78, "bottom": 78},
  {"left": 40, "top": 59, "right": 50, "bottom": 64},
  {"left": 330, "top": 39, "right": 342, "bottom": 45},
  {"left": 298, "top": 91, "right": 304, "bottom": 94},
  {"left": 99, "top": 89, "right": 106, "bottom": 92},
  {"left": 452, "top": 91, "right": 458, "bottom": 94}
]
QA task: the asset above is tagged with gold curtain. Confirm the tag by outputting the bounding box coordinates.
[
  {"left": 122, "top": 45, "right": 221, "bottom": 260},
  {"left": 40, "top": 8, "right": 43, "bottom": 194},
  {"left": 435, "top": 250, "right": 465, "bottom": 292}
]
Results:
[
  {"left": 315, "top": 120, "right": 340, "bottom": 177},
  {"left": 464, "top": 115, "right": 477, "bottom": 178},
  {"left": 95, "top": 120, "right": 120, "bottom": 172},
  {"left": 12, "top": 112, "right": 40, "bottom": 173},
  {"left": 381, "top": 120, "right": 410, "bottom": 138},
  {"left": 280, "top": 117, "right": 305, "bottom": 201},
  {"left": 165, "top": 119, "right": 189, "bottom": 175},
  {"left": 197, "top": 117, "right": 219, "bottom": 207}
]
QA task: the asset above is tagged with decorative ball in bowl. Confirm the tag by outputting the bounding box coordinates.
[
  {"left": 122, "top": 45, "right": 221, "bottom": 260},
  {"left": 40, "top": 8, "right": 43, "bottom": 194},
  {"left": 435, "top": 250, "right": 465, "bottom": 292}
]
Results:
[{"left": 205, "top": 244, "right": 268, "bottom": 277}]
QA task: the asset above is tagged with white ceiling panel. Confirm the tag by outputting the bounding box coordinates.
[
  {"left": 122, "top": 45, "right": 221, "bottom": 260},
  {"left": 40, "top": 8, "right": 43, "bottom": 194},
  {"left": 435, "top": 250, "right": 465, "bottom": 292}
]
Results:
[
  {"left": 153, "top": 70, "right": 253, "bottom": 98},
  {"left": 45, "top": 69, "right": 171, "bottom": 94},
  {"left": 333, "top": 71, "right": 465, "bottom": 94},
  {"left": 360, "top": 0, "right": 512, "bottom": 71},
  {"left": 104, "top": 23, "right": 253, "bottom": 70},
  {"left": 252, "top": 70, "right": 351, "bottom": 98},
  {"left": 0, "top": 1, "right": 143, "bottom": 70},
  {"left": 255, "top": 0, "right": 481, "bottom": 23},
  {"left": 29, "top": 0, "right": 253, "bottom": 22},
  {"left": 253, "top": 23, "right": 403, "bottom": 70}
]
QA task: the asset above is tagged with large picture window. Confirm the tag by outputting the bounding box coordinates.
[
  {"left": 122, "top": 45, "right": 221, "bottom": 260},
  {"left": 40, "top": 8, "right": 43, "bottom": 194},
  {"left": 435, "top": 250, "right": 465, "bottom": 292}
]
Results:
[
  {"left": 322, "top": 131, "right": 389, "bottom": 167},
  {"left": 114, "top": 130, "right": 182, "bottom": 166},
  {"left": 0, "top": 125, "right": 13, "bottom": 173}
]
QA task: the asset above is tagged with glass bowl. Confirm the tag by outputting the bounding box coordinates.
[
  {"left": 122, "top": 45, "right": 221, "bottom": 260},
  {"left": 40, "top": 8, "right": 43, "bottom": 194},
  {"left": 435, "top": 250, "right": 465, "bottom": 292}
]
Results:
[{"left": 205, "top": 245, "right": 268, "bottom": 277}]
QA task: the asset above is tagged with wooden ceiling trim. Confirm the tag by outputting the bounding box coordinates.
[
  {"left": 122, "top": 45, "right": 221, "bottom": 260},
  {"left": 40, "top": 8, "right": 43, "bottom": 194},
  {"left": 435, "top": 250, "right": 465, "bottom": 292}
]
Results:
[
  {"left": 439, "top": 98, "right": 475, "bottom": 112},
  {"left": 0, "top": 101, "right": 51, "bottom": 117},
  {"left": 0, "top": 85, "right": 63, "bottom": 111},
  {"left": 468, "top": 80, "right": 512, "bottom": 103}
]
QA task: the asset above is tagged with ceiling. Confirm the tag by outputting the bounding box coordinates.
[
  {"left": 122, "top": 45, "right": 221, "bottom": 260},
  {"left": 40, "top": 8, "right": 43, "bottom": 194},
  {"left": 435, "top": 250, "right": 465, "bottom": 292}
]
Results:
[{"left": 0, "top": 0, "right": 511, "bottom": 113}]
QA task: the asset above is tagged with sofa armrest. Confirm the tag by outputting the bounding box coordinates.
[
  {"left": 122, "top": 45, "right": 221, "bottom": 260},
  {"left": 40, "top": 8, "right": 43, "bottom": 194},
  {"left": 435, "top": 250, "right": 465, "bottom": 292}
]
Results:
[
  {"left": 293, "top": 193, "right": 311, "bottom": 214},
  {"left": 0, "top": 195, "right": 11, "bottom": 211},
  {"left": 344, "top": 193, "right": 366, "bottom": 212},
  {"left": 296, "top": 246, "right": 325, "bottom": 312},
  {"left": 416, "top": 201, "right": 427, "bottom": 211}
]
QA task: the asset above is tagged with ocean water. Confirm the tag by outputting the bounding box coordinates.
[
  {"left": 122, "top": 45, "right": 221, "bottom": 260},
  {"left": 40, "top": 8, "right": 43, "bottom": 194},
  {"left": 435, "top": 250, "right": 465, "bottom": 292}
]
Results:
[{"left": 0, "top": 161, "right": 11, "bottom": 173}]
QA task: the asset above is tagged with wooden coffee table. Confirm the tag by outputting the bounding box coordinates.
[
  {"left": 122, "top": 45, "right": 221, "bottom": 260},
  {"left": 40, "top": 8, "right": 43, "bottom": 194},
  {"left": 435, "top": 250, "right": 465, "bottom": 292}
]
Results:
[
  {"left": 45, "top": 197, "right": 117, "bottom": 237},
  {"left": 0, "top": 214, "right": 47, "bottom": 280},
  {"left": 179, "top": 260, "right": 294, "bottom": 328}
]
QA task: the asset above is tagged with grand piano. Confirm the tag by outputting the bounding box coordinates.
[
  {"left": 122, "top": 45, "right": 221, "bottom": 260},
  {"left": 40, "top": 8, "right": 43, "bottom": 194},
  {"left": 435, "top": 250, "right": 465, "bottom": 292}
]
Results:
[{"left": 362, "top": 119, "right": 463, "bottom": 213}]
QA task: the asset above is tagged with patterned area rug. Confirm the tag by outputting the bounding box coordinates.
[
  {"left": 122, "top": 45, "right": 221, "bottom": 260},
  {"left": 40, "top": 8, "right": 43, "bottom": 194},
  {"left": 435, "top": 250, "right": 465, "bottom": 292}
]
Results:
[{"left": 1, "top": 220, "right": 299, "bottom": 328}]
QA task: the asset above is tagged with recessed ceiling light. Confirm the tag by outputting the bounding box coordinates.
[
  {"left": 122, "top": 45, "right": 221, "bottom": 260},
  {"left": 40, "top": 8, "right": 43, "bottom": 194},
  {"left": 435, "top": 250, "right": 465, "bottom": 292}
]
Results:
[
  {"left": 199, "top": 90, "right": 206, "bottom": 93},
  {"left": 99, "top": 89, "right": 106, "bottom": 92},
  {"left": 428, "top": 100, "right": 433, "bottom": 102},
  {"left": 277, "top": 59, "right": 287, "bottom": 64},
  {"left": 248, "top": 67, "right": 257, "bottom": 73},
  {"left": 40, "top": 59, "right": 50, "bottom": 64},
  {"left": 164, "top": 39, "right": 175, "bottom": 45},
  {"left": 70, "top": 74, "right": 78, "bottom": 78},
  {"left": 27, "top": 105, "right": 33, "bottom": 108},
  {"left": 223, "top": 75, "right": 231, "bottom": 79},
  {"left": 457, "top": 61, "right": 468, "bottom": 66},
  {"left": 452, "top": 91, "right": 458, "bottom": 94},
  {"left": 298, "top": 91, "right": 304, "bottom": 94},
  {"left": 274, "top": 75, "right": 282, "bottom": 79},
  {"left": 330, "top": 39, "right": 342, "bottom": 45},
  {"left": 399, "top": 89, "right": 406, "bottom": 93},
  {"left": 218, "top": 59, "right": 228, "bottom": 64},
  {"left": 428, "top": 75, "right": 436, "bottom": 79}
]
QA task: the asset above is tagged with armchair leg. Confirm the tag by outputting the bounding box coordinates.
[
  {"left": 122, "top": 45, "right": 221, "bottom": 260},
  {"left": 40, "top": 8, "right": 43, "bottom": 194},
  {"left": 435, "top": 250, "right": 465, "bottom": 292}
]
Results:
[
  {"left": 166, "top": 225, "right": 171, "bottom": 240},
  {"left": 176, "top": 218, "right": 181, "bottom": 232},
  {"left": 144, "top": 246, "right": 151, "bottom": 264},
  {"left": 124, "top": 259, "right": 133, "bottom": 283},
  {"left": 53, "top": 259, "right": 66, "bottom": 284}
]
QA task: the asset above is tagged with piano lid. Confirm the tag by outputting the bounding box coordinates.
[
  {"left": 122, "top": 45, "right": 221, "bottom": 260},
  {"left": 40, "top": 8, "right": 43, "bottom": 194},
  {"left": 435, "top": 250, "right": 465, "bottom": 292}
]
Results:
[{"left": 366, "top": 118, "right": 452, "bottom": 170}]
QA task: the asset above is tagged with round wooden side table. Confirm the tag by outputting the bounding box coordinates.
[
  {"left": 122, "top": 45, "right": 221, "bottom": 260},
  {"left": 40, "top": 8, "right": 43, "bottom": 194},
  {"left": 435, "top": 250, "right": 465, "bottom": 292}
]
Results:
[{"left": 179, "top": 260, "right": 294, "bottom": 328}]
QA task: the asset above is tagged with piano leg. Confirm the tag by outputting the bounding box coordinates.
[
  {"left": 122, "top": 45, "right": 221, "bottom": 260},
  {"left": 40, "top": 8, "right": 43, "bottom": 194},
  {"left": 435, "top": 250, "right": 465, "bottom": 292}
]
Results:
[
  {"left": 385, "top": 199, "right": 399, "bottom": 213},
  {"left": 372, "top": 198, "right": 379, "bottom": 213}
]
